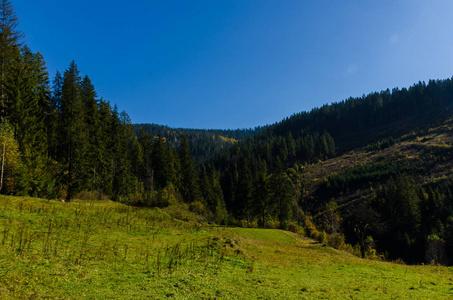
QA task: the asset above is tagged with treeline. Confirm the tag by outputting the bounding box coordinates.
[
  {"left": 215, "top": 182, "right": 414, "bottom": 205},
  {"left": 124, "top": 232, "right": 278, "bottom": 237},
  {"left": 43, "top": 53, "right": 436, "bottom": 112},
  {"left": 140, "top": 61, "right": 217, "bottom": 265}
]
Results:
[
  {"left": 0, "top": 42, "right": 139, "bottom": 201},
  {"left": 0, "top": 1, "right": 143, "bottom": 200},
  {"left": 134, "top": 123, "right": 261, "bottom": 163},
  {"left": 269, "top": 79, "right": 453, "bottom": 150}
]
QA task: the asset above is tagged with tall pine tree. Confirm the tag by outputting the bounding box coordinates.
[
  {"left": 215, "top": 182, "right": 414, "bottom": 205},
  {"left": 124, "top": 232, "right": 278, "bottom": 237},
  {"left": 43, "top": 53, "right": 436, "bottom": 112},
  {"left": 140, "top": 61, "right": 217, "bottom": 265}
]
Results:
[
  {"left": 59, "top": 61, "right": 86, "bottom": 200},
  {"left": 0, "top": 0, "right": 23, "bottom": 120}
]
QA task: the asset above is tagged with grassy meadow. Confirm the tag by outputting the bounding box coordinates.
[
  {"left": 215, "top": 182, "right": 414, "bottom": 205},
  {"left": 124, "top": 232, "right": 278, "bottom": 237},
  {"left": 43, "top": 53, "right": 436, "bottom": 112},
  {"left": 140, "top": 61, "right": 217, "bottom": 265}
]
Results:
[{"left": 0, "top": 196, "right": 452, "bottom": 299}]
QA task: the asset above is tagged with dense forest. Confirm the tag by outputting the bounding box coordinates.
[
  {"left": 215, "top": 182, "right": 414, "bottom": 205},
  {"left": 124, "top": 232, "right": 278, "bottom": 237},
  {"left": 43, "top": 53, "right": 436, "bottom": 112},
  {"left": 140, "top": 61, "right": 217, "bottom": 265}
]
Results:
[
  {"left": 2, "top": 0, "right": 453, "bottom": 265},
  {"left": 134, "top": 123, "right": 261, "bottom": 163}
]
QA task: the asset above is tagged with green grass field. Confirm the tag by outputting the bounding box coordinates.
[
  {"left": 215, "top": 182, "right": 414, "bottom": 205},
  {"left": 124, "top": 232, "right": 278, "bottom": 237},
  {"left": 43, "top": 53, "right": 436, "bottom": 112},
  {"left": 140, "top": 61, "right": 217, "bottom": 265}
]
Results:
[{"left": 0, "top": 196, "right": 452, "bottom": 299}]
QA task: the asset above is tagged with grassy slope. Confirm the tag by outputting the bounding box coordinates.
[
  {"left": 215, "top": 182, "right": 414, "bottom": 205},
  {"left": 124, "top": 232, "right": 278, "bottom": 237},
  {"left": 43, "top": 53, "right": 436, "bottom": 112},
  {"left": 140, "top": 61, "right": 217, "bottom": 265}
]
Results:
[
  {"left": 300, "top": 115, "right": 453, "bottom": 213},
  {"left": 0, "top": 196, "right": 452, "bottom": 299}
]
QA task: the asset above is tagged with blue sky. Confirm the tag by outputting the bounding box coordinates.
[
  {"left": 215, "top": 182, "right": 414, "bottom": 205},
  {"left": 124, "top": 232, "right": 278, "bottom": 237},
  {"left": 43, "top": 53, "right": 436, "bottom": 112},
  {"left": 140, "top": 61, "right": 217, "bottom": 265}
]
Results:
[{"left": 13, "top": 0, "right": 453, "bottom": 129}]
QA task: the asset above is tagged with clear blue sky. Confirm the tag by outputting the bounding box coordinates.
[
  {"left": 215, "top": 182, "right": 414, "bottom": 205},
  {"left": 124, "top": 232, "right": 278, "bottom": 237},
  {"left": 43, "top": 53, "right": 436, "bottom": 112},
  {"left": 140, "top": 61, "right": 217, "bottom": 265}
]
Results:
[{"left": 13, "top": 0, "right": 453, "bottom": 129}]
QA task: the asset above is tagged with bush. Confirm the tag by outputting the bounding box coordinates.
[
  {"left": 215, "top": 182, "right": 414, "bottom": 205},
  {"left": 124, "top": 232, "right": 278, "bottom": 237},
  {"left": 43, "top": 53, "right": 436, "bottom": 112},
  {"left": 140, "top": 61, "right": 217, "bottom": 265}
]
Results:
[
  {"left": 287, "top": 221, "right": 305, "bottom": 235},
  {"left": 304, "top": 217, "right": 319, "bottom": 239},
  {"left": 319, "top": 231, "right": 328, "bottom": 246},
  {"left": 189, "top": 201, "right": 206, "bottom": 215},
  {"left": 364, "top": 236, "right": 377, "bottom": 259},
  {"left": 75, "top": 190, "right": 109, "bottom": 201},
  {"left": 266, "top": 219, "right": 280, "bottom": 229},
  {"left": 249, "top": 220, "right": 259, "bottom": 228},
  {"left": 122, "top": 193, "right": 144, "bottom": 206},
  {"left": 214, "top": 204, "right": 229, "bottom": 225},
  {"left": 328, "top": 233, "right": 346, "bottom": 249}
]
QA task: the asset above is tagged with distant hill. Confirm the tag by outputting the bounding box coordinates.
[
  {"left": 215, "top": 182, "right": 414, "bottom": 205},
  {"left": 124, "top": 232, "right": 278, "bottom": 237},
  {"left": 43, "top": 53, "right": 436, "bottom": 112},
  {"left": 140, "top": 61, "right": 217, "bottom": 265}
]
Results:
[{"left": 134, "top": 123, "right": 263, "bottom": 163}]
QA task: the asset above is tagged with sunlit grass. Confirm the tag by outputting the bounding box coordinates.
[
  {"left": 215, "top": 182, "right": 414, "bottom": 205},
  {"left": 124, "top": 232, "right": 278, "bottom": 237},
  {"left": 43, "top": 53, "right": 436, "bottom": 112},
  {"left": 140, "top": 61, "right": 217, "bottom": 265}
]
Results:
[{"left": 0, "top": 196, "right": 452, "bottom": 299}]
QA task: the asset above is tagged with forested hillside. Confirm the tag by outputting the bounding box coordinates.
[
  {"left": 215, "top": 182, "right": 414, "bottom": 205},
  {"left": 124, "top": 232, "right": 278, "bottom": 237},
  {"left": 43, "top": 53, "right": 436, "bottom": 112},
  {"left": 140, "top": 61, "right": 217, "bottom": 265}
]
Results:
[
  {"left": 2, "top": 0, "right": 453, "bottom": 265},
  {"left": 208, "top": 80, "right": 453, "bottom": 264},
  {"left": 134, "top": 123, "right": 261, "bottom": 163}
]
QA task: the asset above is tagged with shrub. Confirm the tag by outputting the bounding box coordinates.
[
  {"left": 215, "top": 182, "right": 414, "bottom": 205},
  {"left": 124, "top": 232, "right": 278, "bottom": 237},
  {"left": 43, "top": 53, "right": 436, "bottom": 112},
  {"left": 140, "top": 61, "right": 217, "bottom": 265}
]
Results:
[
  {"left": 74, "top": 190, "right": 109, "bottom": 201},
  {"left": 266, "top": 219, "right": 280, "bottom": 229},
  {"left": 287, "top": 221, "right": 304, "bottom": 235},
  {"left": 365, "top": 236, "right": 377, "bottom": 259},
  {"left": 319, "top": 231, "right": 328, "bottom": 246},
  {"left": 189, "top": 201, "right": 206, "bottom": 215},
  {"left": 304, "top": 217, "right": 319, "bottom": 239},
  {"left": 328, "top": 233, "right": 346, "bottom": 250},
  {"left": 214, "top": 204, "right": 229, "bottom": 225}
]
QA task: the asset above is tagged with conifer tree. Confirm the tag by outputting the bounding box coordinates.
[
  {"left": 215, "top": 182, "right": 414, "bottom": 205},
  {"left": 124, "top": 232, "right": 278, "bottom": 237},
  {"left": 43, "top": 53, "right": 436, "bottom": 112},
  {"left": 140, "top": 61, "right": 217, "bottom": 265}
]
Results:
[
  {"left": 235, "top": 159, "right": 253, "bottom": 224},
  {"left": 178, "top": 134, "right": 200, "bottom": 203},
  {"left": 96, "top": 98, "right": 114, "bottom": 196},
  {"left": 286, "top": 132, "right": 296, "bottom": 166},
  {"left": 81, "top": 75, "right": 99, "bottom": 190},
  {"left": 0, "top": 0, "right": 23, "bottom": 120},
  {"left": 47, "top": 71, "right": 62, "bottom": 160},
  {"left": 17, "top": 47, "right": 49, "bottom": 154},
  {"left": 110, "top": 108, "right": 137, "bottom": 199},
  {"left": 152, "top": 135, "right": 173, "bottom": 190},
  {"left": 5, "top": 47, "right": 53, "bottom": 197},
  {"left": 59, "top": 61, "right": 86, "bottom": 200},
  {"left": 200, "top": 164, "right": 225, "bottom": 217},
  {"left": 269, "top": 156, "right": 293, "bottom": 228},
  {"left": 138, "top": 129, "right": 154, "bottom": 204},
  {"left": 253, "top": 159, "right": 270, "bottom": 227}
]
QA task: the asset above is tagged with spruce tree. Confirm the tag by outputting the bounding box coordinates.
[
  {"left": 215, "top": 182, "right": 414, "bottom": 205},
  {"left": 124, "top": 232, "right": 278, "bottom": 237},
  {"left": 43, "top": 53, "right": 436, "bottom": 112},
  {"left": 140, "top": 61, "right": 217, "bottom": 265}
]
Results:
[
  {"left": 151, "top": 135, "right": 173, "bottom": 190},
  {"left": 178, "top": 134, "right": 200, "bottom": 203},
  {"left": 253, "top": 159, "right": 269, "bottom": 227},
  {"left": 0, "top": 0, "right": 23, "bottom": 120},
  {"left": 138, "top": 129, "right": 153, "bottom": 204},
  {"left": 59, "top": 61, "right": 86, "bottom": 200},
  {"left": 5, "top": 47, "right": 52, "bottom": 197},
  {"left": 110, "top": 107, "right": 136, "bottom": 200},
  {"left": 269, "top": 156, "right": 293, "bottom": 229},
  {"left": 81, "top": 75, "right": 99, "bottom": 190},
  {"left": 235, "top": 159, "right": 253, "bottom": 224},
  {"left": 48, "top": 71, "right": 62, "bottom": 160},
  {"left": 96, "top": 98, "right": 114, "bottom": 196}
]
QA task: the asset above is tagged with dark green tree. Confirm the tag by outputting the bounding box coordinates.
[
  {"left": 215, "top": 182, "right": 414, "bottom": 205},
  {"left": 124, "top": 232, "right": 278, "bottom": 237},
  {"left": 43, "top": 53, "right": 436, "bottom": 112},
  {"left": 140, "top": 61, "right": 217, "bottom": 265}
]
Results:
[
  {"left": 96, "top": 98, "right": 114, "bottom": 196},
  {"left": 235, "top": 159, "right": 253, "bottom": 224},
  {"left": 374, "top": 174, "right": 422, "bottom": 261},
  {"left": 178, "top": 134, "right": 200, "bottom": 203},
  {"left": 81, "top": 75, "right": 100, "bottom": 191},
  {"left": 253, "top": 159, "right": 270, "bottom": 227},
  {"left": 269, "top": 156, "right": 293, "bottom": 229},
  {"left": 0, "top": 0, "right": 23, "bottom": 120},
  {"left": 47, "top": 70, "right": 62, "bottom": 160},
  {"left": 110, "top": 107, "right": 136, "bottom": 200},
  {"left": 59, "top": 61, "right": 87, "bottom": 200},
  {"left": 138, "top": 129, "right": 153, "bottom": 204}
]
